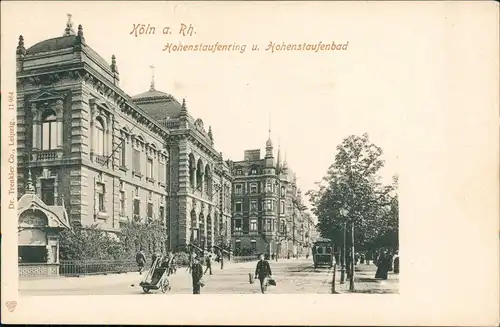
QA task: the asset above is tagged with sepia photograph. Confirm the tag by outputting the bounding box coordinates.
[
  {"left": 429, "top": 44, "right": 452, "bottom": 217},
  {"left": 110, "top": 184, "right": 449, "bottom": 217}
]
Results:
[
  {"left": 14, "top": 12, "right": 399, "bottom": 296},
  {"left": 1, "top": 1, "right": 498, "bottom": 326}
]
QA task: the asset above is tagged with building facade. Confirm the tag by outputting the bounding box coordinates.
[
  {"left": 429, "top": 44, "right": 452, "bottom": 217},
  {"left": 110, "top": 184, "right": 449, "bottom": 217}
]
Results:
[
  {"left": 131, "top": 83, "right": 233, "bottom": 252},
  {"left": 230, "top": 135, "right": 308, "bottom": 258},
  {"left": 15, "top": 16, "right": 231, "bottom": 256}
]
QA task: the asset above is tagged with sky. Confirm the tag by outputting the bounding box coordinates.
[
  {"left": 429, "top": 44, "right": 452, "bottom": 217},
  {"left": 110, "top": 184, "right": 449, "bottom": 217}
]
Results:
[{"left": 2, "top": 1, "right": 403, "bottom": 222}]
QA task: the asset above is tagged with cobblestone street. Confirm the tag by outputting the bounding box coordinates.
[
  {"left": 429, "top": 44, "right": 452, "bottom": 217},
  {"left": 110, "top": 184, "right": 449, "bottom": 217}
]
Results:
[{"left": 19, "top": 259, "right": 399, "bottom": 295}]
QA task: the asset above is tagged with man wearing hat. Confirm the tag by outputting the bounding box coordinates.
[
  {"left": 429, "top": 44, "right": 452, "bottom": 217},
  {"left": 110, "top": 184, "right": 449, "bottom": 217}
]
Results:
[
  {"left": 191, "top": 252, "right": 204, "bottom": 294},
  {"left": 254, "top": 253, "right": 273, "bottom": 294}
]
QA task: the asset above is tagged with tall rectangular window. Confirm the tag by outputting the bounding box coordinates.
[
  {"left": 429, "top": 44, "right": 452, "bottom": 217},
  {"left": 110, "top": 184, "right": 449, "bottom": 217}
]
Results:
[
  {"left": 133, "top": 148, "right": 141, "bottom": 173},
  {"left": 119, "top": 190, "right": 125, "bottom": 215},
  {"left": 250, "top": 200, "right": 258, "bottom": 212},
  {"left": 41, "top": 112, "right": 58, "bottom": 150},
  {"left": 235, "top": 202, "right": 242, "bottom": 212},
  {"left": 147, "top": 158, "right": 153, "bottom": 179},
  {"left": 266, "top": 200, "right": 272, "bottom": 210},
  {"left": 159, "top": 206, "right": 164, "bottom": 222},
  {"left": 234, "top": 219, "right": 242, "bottom": 231},
  {"left": 40, "top": 179, "right": 55, "bottom": 205},
  {"left": 250, "top": 219, "right": 258, "bottom": 232},
  {"left": 147, "top": 202, "right": 153, "bottom": 219},
  {"left": 280, "top": 201, "right": 285, "bottom": 214},
  {"left": 265, "top": 219, "right": 272, "bottom": 232},
  {"left": 133, "top": 199, "right": 140, "bottom": 217},
  {"left": 266, "top": 182, "right": 272, "bottom": 192},
  {"left": 158, "top": 162, "right": 165, "bottom": 183},
  {"left": 235, "top": 184, "right": 242, "bottom": 194},
  {"left": 96, "top": 182, "right": 105, "bottom": 212},
  {"left": 119, "top": 140, "right": 126, "bottom": 167},
  {"left": 250, "top": 183, "right": 257, "bottom": 194}
]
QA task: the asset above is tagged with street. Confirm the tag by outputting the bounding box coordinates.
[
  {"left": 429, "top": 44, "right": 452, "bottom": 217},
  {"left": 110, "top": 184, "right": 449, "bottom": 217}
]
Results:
[{"left": 19, "top": 259, "right": 399, "bottom": 295}]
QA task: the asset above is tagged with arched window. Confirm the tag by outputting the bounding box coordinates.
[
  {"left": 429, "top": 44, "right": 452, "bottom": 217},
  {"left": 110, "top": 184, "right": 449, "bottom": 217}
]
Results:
[
  {"left": 94, "top": 118, "right": 105, "bottom": 156},
  {"left": 41, "top": 110, "right": 57, "bottom": 150}
]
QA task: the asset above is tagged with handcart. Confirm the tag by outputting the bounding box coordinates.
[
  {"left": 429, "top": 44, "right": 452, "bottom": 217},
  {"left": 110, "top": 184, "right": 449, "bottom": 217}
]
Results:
[{"left": 139, "top": 257, "right": 171, "bottom": 294}]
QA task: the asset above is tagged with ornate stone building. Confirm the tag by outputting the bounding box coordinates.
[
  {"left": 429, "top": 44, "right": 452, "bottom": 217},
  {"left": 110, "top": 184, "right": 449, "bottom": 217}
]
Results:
[
  {"left": 230, "top": 133, "right": 307, "bottom": 258},
  {"left": 131, "top": 79, "right": 233, "bottom": 252},
  {"left": 15, "top": 16, "right": 232, "bottom": 254}
]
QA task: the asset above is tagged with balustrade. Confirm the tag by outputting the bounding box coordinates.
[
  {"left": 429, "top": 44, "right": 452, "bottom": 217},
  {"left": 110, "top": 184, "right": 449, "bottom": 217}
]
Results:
[{"left": 34, "top": 150, "right": 63, "bottom": 161}]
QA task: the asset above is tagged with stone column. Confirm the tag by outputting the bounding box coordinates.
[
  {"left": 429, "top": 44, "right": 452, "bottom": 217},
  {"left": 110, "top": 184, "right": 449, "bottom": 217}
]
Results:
[
  {"left": 89, "top": 101, "right": 96, "bottom": 158},
  {"left": 55, "top": 100, "right": 64, "bottom": 149},
  {"left": 199, "top": 172, "right": 204, "bottom": 195},
  {"left": 31, "top": 103, "right": 40, "bottom": 150},
  {"left": 106, "top": 116, "right": 112, "bottom": 158}
]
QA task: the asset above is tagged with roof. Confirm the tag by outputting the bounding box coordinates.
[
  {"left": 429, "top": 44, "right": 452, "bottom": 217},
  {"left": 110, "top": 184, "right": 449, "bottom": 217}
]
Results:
[
  {"left": 18, "top": 193, "right": 71, "bottom": 230},
  {"left": 25, "top": 35, "right": 112, "bottom": 75},
  {"left": 132, "top": 89, "right": 184, "bottom": 120},
  {"left": 26, "top": 35, "right": 78, "bottom": 55}
]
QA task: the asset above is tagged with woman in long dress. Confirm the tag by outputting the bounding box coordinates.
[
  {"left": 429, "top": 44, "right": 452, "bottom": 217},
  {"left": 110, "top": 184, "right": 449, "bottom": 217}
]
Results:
[
  {"left": 393, "top": 250, "right": 400, "bottom": 274},
  {"left": 374, "top": 250, "right": 389, "bottom": 280}
]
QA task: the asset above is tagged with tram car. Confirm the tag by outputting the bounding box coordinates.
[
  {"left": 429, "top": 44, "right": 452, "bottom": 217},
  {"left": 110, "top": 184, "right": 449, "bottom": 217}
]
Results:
[{"left": 312, "top": 238, "right": 335, "bottom": 268}]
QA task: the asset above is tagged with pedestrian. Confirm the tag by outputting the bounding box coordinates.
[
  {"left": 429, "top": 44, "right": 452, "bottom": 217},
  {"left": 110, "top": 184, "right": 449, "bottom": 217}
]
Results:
[
  {"left": 360, "top": 253, "right": 365, "bottom": 264},
  {"left": 375, "top": 249, "right": 390, "bottom": 280},
  {"left": 151, "top": 251, "right": 161, "bottom": 268},
  {"left": 170, "top": 253, "right": 177, "bottom": 275},
  {"left": 271, "top": 253, "right": 275, "bottom": 261},
  {"left": 388, "top": 250, "right": 394, "bottom": 272},
  {"left": 254, "top": 253, "right": 273, "bottom": 294},
  {"left": 191, "top": 253, "right": 204, "bottom": 294},
  {"left": 135, "top": 248, "right": 146, "bottom": 275},
  {"left": 393, "top": 250, "right": 400, "bottom": 274},
  {"left": 204, "top": 254, "right": 213, "bottom": 275},
  {"left": 220, "top": 251, "right": 224, "bottom": 270},
  {"left": 187, "top": 251, "right": 194, "bottom": 273}
]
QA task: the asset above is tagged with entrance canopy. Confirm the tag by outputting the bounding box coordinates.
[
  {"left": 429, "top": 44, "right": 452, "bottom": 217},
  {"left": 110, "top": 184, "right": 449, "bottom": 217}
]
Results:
[{"left": 18, "top": 193, "right": 71, "bottom": 230}]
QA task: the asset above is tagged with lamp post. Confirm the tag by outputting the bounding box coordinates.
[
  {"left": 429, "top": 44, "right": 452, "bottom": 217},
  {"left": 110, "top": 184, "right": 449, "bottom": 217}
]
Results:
[
  {"left": 349, "top": 221, "right": 355, "bottom": 291},
  {"left": 339, "top": 208, "right": 348, "bottom": 284}
]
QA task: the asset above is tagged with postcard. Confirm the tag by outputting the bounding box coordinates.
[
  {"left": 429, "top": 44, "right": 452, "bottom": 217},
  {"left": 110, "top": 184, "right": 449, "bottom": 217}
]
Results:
[{"left": 1, "top": 1, "right": 498, "bottom": 325}]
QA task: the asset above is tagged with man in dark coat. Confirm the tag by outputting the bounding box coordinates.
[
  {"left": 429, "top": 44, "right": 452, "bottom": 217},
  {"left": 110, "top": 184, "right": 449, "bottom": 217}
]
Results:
[
  {"left": 204, "top": 254, "right": 213, "bottom": 275},
  {"left": 254, "top": 253, "right": 273, "bottom": 294},
  {"left": 191, "top": 254, "right": 204, "bottom": 294},
  {"left": 136, "top": 248, "right": 146, "bottom": 275}
]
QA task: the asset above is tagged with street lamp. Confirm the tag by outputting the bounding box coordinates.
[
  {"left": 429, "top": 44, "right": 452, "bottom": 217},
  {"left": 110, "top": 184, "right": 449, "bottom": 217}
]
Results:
[
  {"left": 340, "top": 206, "right": 355, "bottom": 292},
  {"left": 339, "top": 208, "right": 348, "bottom": 284}
]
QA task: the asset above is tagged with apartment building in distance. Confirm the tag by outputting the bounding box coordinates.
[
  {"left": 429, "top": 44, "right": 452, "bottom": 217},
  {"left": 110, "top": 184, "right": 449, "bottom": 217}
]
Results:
[{"left": 229, "top": 133, "right": 308, "bottom": 258}]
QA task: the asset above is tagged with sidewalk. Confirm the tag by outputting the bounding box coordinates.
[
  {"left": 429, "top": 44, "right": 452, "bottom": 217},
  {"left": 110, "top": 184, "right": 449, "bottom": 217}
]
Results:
[
  {"left": 19, "top": 259, "right": 258, "bottom": 292},
  {"left": 333, "top": 263, "right": 399, "bottom": 294}
]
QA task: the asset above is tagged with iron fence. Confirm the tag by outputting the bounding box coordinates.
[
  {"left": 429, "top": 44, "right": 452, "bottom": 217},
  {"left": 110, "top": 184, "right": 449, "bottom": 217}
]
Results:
[
  {"left": 59, "top": 255, "right": 258, "bottom": 277},
  {"left": 231, "top": 255, "right": 258, "bottom": 263},
  {"left": 59, "top": 260, "right": 138, "bottom": 276}
]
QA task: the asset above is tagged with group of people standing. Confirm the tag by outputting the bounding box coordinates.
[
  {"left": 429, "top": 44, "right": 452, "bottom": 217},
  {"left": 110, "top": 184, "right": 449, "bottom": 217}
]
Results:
[
  {"left": 374, "top": 249, "right": 399, "bottom": 280},
  {"left": 135, "top": 248, "right": 178, "bottom": 276},
  {"left": 343, "top": 248, "right": 399, "bottom": 280},
  {"left": 136, "top": 248, "right": 226, "bottom": 294},
  {"left": 135, "top": 248, "right": 274, "bottom": 295}
]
